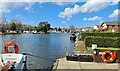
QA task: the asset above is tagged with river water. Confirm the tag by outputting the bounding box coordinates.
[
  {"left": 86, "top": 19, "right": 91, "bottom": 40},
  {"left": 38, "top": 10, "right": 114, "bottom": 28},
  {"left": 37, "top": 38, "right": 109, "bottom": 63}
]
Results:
[{"left": 0, "top": 33, "right": 75, "bottom": 69}]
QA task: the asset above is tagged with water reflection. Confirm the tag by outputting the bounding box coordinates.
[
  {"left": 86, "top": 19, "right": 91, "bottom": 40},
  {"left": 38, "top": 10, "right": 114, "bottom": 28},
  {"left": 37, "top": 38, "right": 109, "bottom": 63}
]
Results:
[{"left": 0, "top": 33, "right": 75, "bottom": 69}]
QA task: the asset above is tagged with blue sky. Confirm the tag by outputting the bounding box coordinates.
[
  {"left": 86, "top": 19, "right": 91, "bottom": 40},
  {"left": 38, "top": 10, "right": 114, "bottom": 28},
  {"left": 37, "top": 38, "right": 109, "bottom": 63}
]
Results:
[{"left": 1, "top": 1, "right": 119, "bottom": 28}]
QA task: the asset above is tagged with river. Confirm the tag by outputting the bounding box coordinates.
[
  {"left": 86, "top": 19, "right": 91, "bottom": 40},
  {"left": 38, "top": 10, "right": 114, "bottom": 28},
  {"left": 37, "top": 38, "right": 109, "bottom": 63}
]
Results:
[{"left": 0, "top": 33, "right": 75, "bottom": 69}]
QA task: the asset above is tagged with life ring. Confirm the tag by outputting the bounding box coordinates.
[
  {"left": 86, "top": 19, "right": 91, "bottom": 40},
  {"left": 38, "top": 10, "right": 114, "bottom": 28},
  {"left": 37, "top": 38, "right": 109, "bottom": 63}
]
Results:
[
  {"left": 102, "top": 50, "right": 116, "bottom": 63},
  {"left": 5, "top": 42, "right": 19, "bottom": 54}
]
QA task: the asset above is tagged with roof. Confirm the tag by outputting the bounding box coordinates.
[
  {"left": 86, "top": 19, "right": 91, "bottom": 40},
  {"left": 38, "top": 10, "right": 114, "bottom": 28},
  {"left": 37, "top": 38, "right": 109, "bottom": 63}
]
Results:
[
  {"left": 95, "top": 26, "right": 103, "bottom": 30},
  {"left": 96, "top": 26, "right": 107, "bottom": 31},
  {"left": 102, "top": 21, "right": 120, "bottom": 26}
]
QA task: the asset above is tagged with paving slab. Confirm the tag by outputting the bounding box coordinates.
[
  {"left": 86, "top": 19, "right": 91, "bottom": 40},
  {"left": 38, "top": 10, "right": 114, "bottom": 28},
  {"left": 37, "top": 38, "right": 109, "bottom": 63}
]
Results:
[
  {"left": 80, "top": 62, "right": 118, "bottom": 69},
  {"left": 67, "top": 61, "right": 81, "bottom": 69},
  {"left": 55, "top": 57, "right": 119, "bottom": 71},
  {"left": 74, "top": 40, "right": 86, "bottom": 51}
]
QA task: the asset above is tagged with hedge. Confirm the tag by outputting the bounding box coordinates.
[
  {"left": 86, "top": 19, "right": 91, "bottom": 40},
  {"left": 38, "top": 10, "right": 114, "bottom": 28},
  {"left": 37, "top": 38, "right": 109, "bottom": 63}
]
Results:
[
  {"left": 79, "top": 32, "right": 120, "bottom": 41},
  {"left": 85, "top": 36, "right": 120, "bottom": 48}
]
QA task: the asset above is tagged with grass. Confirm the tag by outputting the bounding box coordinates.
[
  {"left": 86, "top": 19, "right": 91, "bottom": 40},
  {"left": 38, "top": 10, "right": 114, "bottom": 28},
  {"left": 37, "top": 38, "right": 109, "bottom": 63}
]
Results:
[{"left": 87, "top": 47, "right": 120, "bottom": 50}]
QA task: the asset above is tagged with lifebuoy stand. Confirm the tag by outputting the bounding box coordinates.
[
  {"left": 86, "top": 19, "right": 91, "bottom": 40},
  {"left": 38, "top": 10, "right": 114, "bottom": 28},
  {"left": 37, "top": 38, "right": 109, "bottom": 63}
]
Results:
[{"left": 5, "top": 42, "right": 19, "bottom": 54}]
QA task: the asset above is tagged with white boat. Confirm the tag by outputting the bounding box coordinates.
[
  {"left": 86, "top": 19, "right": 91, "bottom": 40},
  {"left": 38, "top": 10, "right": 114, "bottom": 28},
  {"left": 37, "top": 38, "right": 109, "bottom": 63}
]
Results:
[{"left": 0, "top": 41, "right": 27, "bottom": 71}]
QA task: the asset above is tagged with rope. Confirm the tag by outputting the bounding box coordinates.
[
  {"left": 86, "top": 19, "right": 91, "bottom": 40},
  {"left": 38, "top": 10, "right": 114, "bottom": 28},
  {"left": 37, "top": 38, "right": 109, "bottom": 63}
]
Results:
[{"left": 26, "top": 53, "right": 56, "bottom": 62}]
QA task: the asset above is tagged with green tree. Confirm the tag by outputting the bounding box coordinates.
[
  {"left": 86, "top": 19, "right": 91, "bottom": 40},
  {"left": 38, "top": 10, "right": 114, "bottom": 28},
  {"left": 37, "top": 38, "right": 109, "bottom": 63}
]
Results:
[
  {"left": 1, "top": 24, "right": 7, "bottom": 33},
  {"left": 37, "top": 21, "right": 51, "bottom": 33},
  {"left": 55, "top": 27, "right": 57, "bottom": 31},
  {"left": 58, "top": 27, "right": 61, "bottom": 31},
  {"left": 11, "top": 23, "right": 16, "bottom": 31},
  {"left": 2, "top": 27, "right": 5, "bottom": 33},
  {"left": 16, "top": 22, "right": 23, "bottom": 33}
]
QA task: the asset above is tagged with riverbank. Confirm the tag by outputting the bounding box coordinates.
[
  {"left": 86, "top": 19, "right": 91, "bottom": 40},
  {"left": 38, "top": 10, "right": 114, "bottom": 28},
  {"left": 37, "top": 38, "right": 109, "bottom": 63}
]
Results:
[
  {"left": 0, "top": 32, "right": 70, "bottom": 35},
  {"left": 52, "top": 38, "right": 120, "bottom": 71},
  {"left": 52, "top": 57, "right": 119, "bottom": 71}
]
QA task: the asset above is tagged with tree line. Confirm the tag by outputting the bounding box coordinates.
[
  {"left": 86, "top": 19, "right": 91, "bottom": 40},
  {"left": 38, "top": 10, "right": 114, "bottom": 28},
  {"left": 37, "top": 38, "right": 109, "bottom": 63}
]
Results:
[
  {"left": 0, "top": 19, "right": 51, "bottom": 34},
  {"left": 0, "top": 19, "right": 77, "bottom": 34}
]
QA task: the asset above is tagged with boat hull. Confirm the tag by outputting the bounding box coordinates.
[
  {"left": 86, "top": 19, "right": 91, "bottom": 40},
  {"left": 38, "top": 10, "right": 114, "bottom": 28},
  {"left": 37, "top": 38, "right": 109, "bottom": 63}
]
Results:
[
  {"left": 1, "top": 53, "right": 27, "bottom": 71},
  {"left": 70, "top": 36, "right": 76, "bottom": 41}
]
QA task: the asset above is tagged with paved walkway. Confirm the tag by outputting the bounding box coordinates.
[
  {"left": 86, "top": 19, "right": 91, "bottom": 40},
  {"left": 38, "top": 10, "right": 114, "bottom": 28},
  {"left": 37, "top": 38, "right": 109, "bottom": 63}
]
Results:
[
  {"left": 74, "top": 39, "right": 86, "bottom": 51},
  {"left": 53, "top": 57, "right": 119, "bottom": 71}
]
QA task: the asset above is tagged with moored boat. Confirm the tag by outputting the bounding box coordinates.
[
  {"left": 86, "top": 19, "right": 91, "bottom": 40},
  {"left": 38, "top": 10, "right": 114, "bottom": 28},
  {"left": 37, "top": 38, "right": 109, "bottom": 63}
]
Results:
[
  {"left": 0, "top": 41, "right": 27, "bottom": 71},
  {"left": 70, "top": 33, "right": 76, "bottom": 41}
]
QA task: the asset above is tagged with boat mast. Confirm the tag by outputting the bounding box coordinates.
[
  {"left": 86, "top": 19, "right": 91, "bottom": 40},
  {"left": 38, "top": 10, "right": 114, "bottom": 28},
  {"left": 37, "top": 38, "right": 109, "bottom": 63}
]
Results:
[
  {"left": 1, "top": 7, "right": 8, "bottom": 53},
  {"left": 1, "top": 7, "right": 4, "bottom": 53},
  {"left": 1, "top": 7, "right": 5, "bottom": 66}
]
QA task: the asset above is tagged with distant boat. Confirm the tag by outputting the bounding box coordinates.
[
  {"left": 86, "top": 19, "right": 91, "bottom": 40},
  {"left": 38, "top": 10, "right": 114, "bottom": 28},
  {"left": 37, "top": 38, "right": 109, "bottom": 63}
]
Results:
[
  {"left": 0, "top": 41, "right": 27, "bottom": 71},
  {"left": 70, "top": 33, "right": 76, "bottom": 41},
  {"left": 50, "top": 31, "right": 61, "bottom": 34}
]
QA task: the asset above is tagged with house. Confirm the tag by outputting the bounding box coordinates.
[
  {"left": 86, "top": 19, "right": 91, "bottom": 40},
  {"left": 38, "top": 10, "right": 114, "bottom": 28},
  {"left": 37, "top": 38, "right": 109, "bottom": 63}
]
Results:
[
  {"left": 81, "top": 27, "right": 93, "bottom": 32},
  {"left": 94, "top": 21, "right": 120, "bottom": 32}
]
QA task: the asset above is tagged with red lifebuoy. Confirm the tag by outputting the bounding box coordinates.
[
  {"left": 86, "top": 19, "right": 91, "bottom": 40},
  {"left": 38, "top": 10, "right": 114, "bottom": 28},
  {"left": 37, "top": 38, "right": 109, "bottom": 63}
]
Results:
[
  {"left": 5, "top": 42, "right": 19, "bottom": 54},
  {"left": 102, "top": 50, "right": 116, "bottom": 63}
]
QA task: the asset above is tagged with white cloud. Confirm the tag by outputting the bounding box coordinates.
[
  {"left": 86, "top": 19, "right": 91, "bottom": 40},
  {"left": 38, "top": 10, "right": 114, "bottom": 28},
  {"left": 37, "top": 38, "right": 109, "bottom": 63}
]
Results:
[
  {"left": 80, "top": 0, "right": 110, "bottom": 13},
  {"left": 1, "top": 0, "right": 119, "bottom": 2},
  {"left": 38, "top": 2, "right": 76, "bottom": 7},
  {"left": 1, "top": 0, "right": 79, "bottom": 2},
  {"left": 83, "top": 16, "right": 102, "bottom": 21},
  {"left": 83, "top": 18, "right": 87, "bottom": 20},
  {"left": 54, "top": 2, "right": 69, "bottom": 6},
  {"left": 110, "top": 0, "right": 119, "bottom": 5},
  {"left": 58, "top": 4, "right": 80, "bottom": 20},
  {"left": 109, "top": 9, "right": 120, "bottom": 18},
  {"left": 53, "top": 2, "right": 74, "bottom": 6},
  {"left": 0, "top": 1, "right": 77, "bottom": 13},
  {"left": 80, "top": 0, "right": 119, "bottom": 13},
  {"left": 0, "top": 2, "right": 35, "bottom": 13},
  {"left": 58, "top": 0, "right": 119, "bottom": 20}
]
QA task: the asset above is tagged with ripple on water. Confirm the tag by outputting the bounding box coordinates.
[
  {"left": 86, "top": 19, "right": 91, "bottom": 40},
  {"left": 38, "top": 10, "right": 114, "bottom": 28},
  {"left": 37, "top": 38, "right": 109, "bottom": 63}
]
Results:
[{"left": 1, "top": 33, "right": 75, "bottom": 69}]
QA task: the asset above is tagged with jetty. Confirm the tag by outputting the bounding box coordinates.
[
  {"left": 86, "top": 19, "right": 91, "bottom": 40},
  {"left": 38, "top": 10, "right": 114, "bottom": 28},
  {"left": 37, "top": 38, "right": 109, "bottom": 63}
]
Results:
[
  {"left": 52, "top": 38, "right": 120, "bottom": 71},
  {"left": 52, "top": 57, "right": 119, "bottom": 71}
]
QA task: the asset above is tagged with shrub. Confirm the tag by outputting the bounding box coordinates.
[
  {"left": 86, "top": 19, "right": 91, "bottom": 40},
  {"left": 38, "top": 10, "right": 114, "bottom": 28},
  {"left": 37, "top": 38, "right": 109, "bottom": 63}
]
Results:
[
  {"left": 79, "top": 32, "right": 120, "bottom": 41},
  {"left": 85, "top": 36, "right": 120, "bottom": 48}
]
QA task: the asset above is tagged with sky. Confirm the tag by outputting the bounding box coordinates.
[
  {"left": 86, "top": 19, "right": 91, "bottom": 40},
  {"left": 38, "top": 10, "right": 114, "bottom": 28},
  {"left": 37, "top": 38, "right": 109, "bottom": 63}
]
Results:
[{"left": 0, "top": 0, "right": 120, "bottom": 28}]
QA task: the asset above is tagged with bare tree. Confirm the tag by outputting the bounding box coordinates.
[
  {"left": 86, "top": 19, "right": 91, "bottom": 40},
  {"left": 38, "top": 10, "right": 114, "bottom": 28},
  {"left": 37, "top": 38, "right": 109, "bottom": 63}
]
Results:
[{"left": 69, "top": 25, "right": 76, "bottom": 33}]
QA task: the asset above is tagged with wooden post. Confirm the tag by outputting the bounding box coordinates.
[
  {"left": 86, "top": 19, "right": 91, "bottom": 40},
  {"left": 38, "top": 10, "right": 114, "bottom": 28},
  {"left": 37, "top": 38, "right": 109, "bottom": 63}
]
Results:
[
  {"left": 93, "top": 49, "right": 97, "bottom": 62},
  {"left": 93, "top": 49, "right": 103, "bottom": 63}
]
